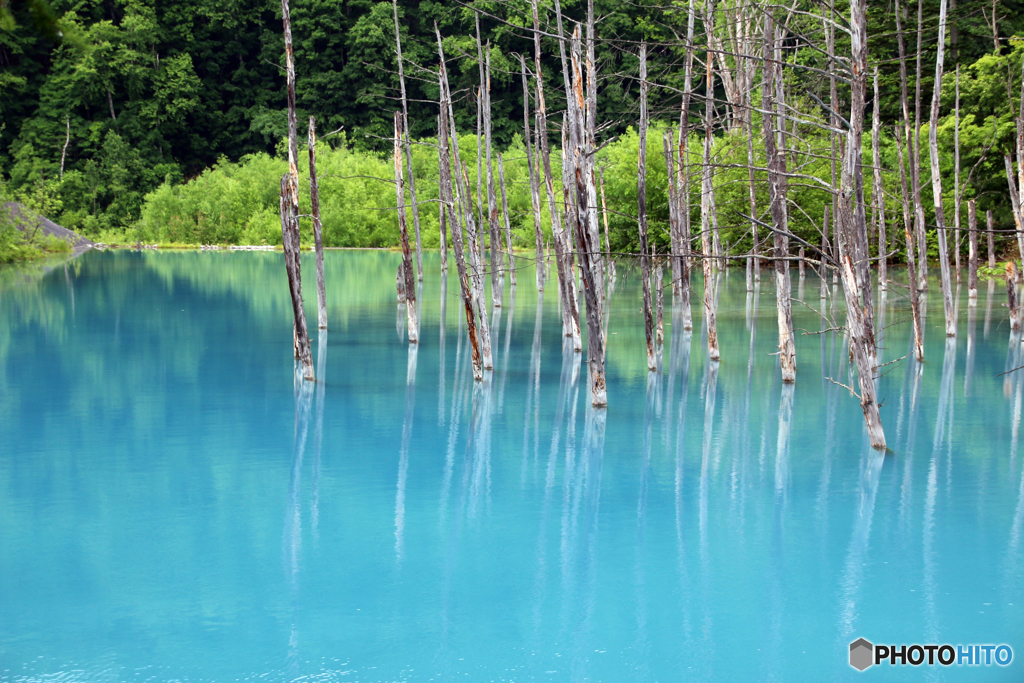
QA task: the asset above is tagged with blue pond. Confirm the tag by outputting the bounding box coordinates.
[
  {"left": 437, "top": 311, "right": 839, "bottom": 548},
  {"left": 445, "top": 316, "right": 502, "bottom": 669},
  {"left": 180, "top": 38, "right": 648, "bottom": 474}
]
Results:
[{"left": 0, "top": 250, "right": 1020, "bottom": 681}]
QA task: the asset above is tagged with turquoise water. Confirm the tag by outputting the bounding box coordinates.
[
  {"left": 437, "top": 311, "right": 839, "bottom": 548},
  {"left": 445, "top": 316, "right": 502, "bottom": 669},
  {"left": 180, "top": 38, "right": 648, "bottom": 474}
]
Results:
[{"left": 0, "top": 251, "right": 1020, "bottom": 681}]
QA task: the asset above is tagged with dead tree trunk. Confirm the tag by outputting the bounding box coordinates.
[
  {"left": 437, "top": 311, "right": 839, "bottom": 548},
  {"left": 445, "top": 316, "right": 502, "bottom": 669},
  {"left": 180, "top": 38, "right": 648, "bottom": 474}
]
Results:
[
  {"left": 566, "top": 44, "right": 608, "bottom": 405},
  {"left": 1006, "top": 154, "right": 1024, "bottom": 258},
  {"left": 871, "top": 69, "right": 887, "bottom": 291},
  {"left": 392, "top": 0, "right": 422, "bottom": 281},
  {"left": 701, "top": 52, "right": 721, "bottom": 362},
  {"left": 438, "top": 113, "right": 448, "bottom": 274},
  {"left": 912, "top": 0, "right": 929, "bottom": 292},
  {"left": 532, "top": 0, "right": 574, "bottom": 340},
  {"left": 655, "top": 261, "right": 664, "bottom": 350},
  {"left": 664, "top": 129, "right": 681, "bottom": 296},
  {"left": 396, "top": 261, "right": 406, "bottom": 303},
  {"left": 60, "top": 116, "right": 69, "bottom": 180},
  {"left": 475, "top": 13, "right": 485, "bottom": 253},
  {"left": 558, "top": 123, "right": 582, "bottom": 352},
  {"left": 482, "top": 44, "right": 502, "bottom": 309},
  {"left": 279, "top": 0, "right": 312, "bottom": 382},
  {"left": 280, "top": 174, "right": 314, "bottom": 381},
  {"left": 281, "top": 0, "right": 300, "bottom": 240},
  {"left": 987, "top": 209, "right": 997, "bottom": 266},
  {"left": 1016, "top": 58, "right": 1024, "bottom": 260},
  {"left": 638, "top": 43, "right": 656, "bottom": 371},
  {"left": 677, "top": 0, "right": 696, "bottom": 331},
  {"left": 968, "top": 199, "right": 979, "bottom": 300},
  {"left": 436, "top": 31, "right": 483, "bottom": 379},
  {"left": 498, "top": 153, "right": 516, "bottom": 288},
  {"left": 281, "top": 0, "right": 300, "bottom": 187},
  {"left": 600, "top": 167, "right": 610, "bottom": 258},
  {"left": 838, "top": 0, "right": 886, "bottom": 450},
  {"left": 476, "top": 88, "right": 484, "bottom": 261},
  {"left": 1008, "top": 261, "right": 1021, "bottom": 330},
  {"left": 928, "top": 0, "right": 956, "bottom": 337},
  {"left": 521, "top": 55, "right": 544, "bottom": 291},
  {"left": 954, "top": 65, "right": 962, "bottom": 281},
  {"left": 552, "top": 0, "right": 584, "bottom": 342},
  {"left": 827, "top": 2, "right": 840, "bottom": 275},
  {"left": 821, "top": 206, "right": 830, "bottom": 299},
  {"left": 464, "top": 160, "right": 493, "bottom": 368},
  {"left": 308, "top": 117, "right": 327, "bottom": 330},
  {"left": 746, "top": 107, "right": 759, "bottom": 289},
  {"left": 394, "top": 112, "right": 419, "bottom": 344},
  {"left": 583, "top": 6, "right": 604, "bottom": 313},
  {"left": 896, "top": 131, "right": 925, "bottom": 361},
  {"left": 762, "top": 18, "right": 794, "bottom": 381}
]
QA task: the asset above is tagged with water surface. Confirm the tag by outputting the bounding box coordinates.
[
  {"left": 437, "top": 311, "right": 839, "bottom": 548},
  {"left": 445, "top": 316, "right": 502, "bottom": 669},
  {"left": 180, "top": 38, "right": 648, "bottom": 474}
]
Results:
[{"left": 0, "top": 251, "right": 1020, "bottom": 681}]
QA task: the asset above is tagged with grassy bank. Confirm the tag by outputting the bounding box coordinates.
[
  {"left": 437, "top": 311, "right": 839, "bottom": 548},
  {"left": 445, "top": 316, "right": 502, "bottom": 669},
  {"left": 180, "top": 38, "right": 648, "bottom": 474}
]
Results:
[{"left": 0, "top": 215, "right": 72, "bottom": 265}]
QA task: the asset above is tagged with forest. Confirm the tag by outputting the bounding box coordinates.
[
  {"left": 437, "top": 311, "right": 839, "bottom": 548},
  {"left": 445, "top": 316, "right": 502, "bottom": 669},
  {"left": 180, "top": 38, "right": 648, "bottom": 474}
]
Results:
[{"left": 1, "top": 0, "right": 1024, "bottom": 258}]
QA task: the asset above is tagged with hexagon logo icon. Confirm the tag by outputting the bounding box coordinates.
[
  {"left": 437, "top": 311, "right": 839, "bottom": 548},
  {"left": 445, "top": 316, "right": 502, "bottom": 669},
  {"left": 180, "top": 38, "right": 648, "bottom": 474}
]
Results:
[{"left": 849, "top": 638, "right": 874, "bottom": 671}]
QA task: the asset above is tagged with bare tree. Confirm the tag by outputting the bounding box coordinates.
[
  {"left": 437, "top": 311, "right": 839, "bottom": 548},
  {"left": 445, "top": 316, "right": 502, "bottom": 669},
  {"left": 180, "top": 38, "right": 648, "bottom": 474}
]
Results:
[
  {"left": 927, "top": 0, "right": 956, "bottom": 337},
  {"left": 308, "top": 117, "right": 327, "bottom": 330},
  {"left": 392, "top": 0, "right": 422, "bottom": 280},
  {"left": 762, "top": 16, "right": 793, "bottom": 381},
  {"left": 836, "top": 0, "right": 886, "bottom": 449},
  {"left": 394, "top": 112, "right": 419, "bottom": 344},
  {"left": 638, "top": 43, "right": 657, "bottom": 371}
]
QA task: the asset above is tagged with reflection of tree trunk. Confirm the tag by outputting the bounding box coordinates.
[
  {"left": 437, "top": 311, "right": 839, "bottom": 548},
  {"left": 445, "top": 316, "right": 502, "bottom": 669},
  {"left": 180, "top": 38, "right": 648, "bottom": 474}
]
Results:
[
  {"left": 440, "top": 315, "right": 467, "bottom": 524},
  {"left": 674, "top": 325, "right": 693, "bottom": 627},
  {"left": 924, "top": 338, "right": 956, "bottom": 642},
  {"left": 968, "top": 200, "right": 979, "bottom": 300},
  {"left": 311, "top": 330, "right": 327, "bottom": 535},
  {"left": 815, "top": 325, "right": 839, "bottom": 538},
  {"left": 837, "top": 439, "right": 885, "bottom": 639},
  {"left": 965, "top": 302, "right": 976, "bottom": 395},
  {"left": 394, "top": 343, "right": 418, "bottom": 564},
  {"left": 1008, "top": 331, "right": 1023, "bottom": 471},
  {"left": 284, "top": 371, "right": 313, "bottom": 665},
  {"left": 498, "top": 289, "right": 515, "bottom": 410},
  {"left": 898, "top": 341, "right": 923, "bottom": 535},
  {"left": 438, "top": 276, "right": 447, "bottom": 425},
  {"left": 985, "top": 279, "right": 995, "bottom": 338},
  {"left": 522, "top": 295, "right": 544, "bottom": 482},
  {"left": 697, "top": 356, "right": 719, "bottom": 659},
  {"left": 633, "top": 368, "right": 656, "bottom": 679}
]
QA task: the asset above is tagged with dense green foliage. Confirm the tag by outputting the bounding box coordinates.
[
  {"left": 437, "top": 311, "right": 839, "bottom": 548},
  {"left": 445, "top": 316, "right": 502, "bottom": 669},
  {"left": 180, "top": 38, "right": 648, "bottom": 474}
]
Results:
[
  {"left": 135, "top": 116, "right": 963, "bottom": 263},
  {"left": 2, "top": 0, "right": 1024, "bottom": 252}
]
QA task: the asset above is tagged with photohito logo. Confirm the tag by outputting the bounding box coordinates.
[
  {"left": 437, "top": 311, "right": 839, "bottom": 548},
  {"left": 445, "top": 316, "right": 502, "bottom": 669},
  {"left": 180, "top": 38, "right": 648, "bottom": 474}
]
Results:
[{"left": 849, "top": 639, "right": 1013, "bottom": 671}]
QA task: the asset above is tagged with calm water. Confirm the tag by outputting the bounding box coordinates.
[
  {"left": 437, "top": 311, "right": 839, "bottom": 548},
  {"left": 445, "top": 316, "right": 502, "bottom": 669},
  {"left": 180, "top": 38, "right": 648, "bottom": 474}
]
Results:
[{"left": 0, "top": 251, "right": 1021, "bottom": 681}]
